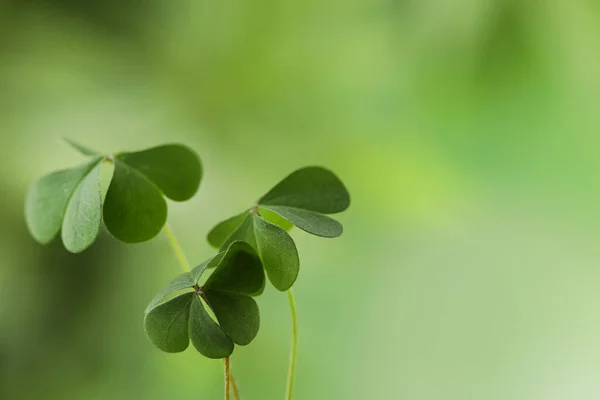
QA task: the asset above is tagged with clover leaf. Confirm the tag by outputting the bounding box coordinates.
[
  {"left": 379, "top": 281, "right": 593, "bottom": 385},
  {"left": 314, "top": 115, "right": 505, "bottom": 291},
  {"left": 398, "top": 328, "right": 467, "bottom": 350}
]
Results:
[
  {"left": 258, "top": 166, "right": 350, "bottom": 237},
  {"left": 207, "top": 208, "right": 293, "bottom": 249},
  {"left": 144, "top": 241, "right": 264, "bottom": 358},
  {"left": 104, "top": 144, "right": 202, "bottom": 242},
  {"left": 206, "top": 166, "right": 349, "bottom": 291},
  {"left": 217, "top": 212, "right": 299, "bottom": 291},
  {"left": 25, "top": 141, "right": 203, "bottom": 252},
  {"left": 25, "top": 156, "right": 104, "bottom": 253}
]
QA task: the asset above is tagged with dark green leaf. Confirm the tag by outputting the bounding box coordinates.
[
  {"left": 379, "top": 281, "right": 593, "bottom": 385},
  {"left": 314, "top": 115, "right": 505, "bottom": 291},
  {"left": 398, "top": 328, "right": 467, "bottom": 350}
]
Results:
[
  {"left": 252, "top": 275, "right": 266, "bottom": 297},
  {"left": 220, "top": 214, "right": 257, "bottom": 251},
  {"left": 144, "top": 293, "right": 193, "bottom": 353},
  {"left": 61, "top": 163, "right": 103, "bottom": 253},
  {"left": 190, "top": 252, "right": 225, "bottom": 279},
  {"left": 63, "top": 137, "right": 102, "bottom": 157},
  {"left": 259, "top": 205, "right": 343, "bottom": 238},
  {"left": 117, "top": 144, "right": 202, "bottom": 202},
  {"left": 25, "top": 157, "right": 103, "bottom": 245},
  {"left": 189, "top": 295, "right": 234, "bottom": 359},
  {"left": 207, "top": 208, "right": 293, "bottom": 250},
  {"left": 204, "top": 291, "right": 260, "bottom": 346},
  {"left": 145, "top": 254, "right": 227, "bottom": 316},
  {"left": 253, "top": 214, "right": 299, "bottom": 291},
  {"left": 204, "top": 241, "right": 264, "bottom": 295},
  {"left": 103, "top": 160, "right": 167, "bottom": 243},
  {"left": 258, "top": 166, "right": 350, "bottom": 214},
  {"left": 145, "top": 273, "right": 194, "bottom": 314},
  {"left": 220, "top": 214, "right": 299, "bottom": 291},
  {"left": 207, "top": 211, "right": 248, "bottom": 249}
]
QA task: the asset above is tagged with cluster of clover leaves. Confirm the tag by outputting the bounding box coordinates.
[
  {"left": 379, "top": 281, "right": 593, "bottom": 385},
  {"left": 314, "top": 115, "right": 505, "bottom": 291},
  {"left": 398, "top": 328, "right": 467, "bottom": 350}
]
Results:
[{"left": 24, "top": 139, "right": 350, "bottom": 390}]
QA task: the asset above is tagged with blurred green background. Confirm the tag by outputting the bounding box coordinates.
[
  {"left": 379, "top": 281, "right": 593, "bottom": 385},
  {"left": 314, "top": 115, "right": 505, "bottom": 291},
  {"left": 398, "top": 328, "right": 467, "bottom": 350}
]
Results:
[{"left": 2, "top": 0, "right": 600, "bottom": 399}]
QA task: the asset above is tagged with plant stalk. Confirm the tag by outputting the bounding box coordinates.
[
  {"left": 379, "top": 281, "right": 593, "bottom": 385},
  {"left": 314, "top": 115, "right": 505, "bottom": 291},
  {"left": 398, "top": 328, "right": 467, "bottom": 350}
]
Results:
[
  {"left": 285, "top": 289, "right": 298, "bottom": 400},
  {"left": 224, "top": 357, "right": 231, "bottom": 400}
]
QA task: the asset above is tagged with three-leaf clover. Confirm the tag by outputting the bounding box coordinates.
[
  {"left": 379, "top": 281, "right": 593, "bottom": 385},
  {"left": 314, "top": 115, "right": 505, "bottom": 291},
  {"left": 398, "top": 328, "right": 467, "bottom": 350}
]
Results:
[
  {"left": 144, "top": 241, "right": 264, "bottom": 359},
  {"left": 207, "top": 167, "right": 350, "bottom": 291},
  {"left": 25, "top": 140, "right": 202, "bottom": 253}
]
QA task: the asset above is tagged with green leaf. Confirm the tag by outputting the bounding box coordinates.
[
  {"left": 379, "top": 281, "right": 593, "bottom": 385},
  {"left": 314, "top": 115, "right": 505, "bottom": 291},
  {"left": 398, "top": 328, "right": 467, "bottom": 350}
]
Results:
[
  {"left": 103, "top": 160, "right": 167, "bottom": 243},
  {"left": 220, "top": 214, "right": 257, "bottom": 251},
  {"left": 259, "top": 166, "right": 350, "bottom": 214},
  {"left": 25, "top": 157, "right": 103, "bottom": 245},
  {"left": 252, "top": 275, "right": 266, "bottom": 297},
  {"left": 207, "top": 208, "right": 293, "bottom": 250},
  {"left": 144, "top": 293, "right": 193, "bottom": 353},
  {"left": 190, "top": 253, "right": 225, "bottom": 281},
  {"left": 200, "top": 242, "right": 263, "bottom": 344},
  {"left": 189, "top": 295, "right": 234, "bottom": 358},
  {"left": 61, "top": 163, "right": 103, "bottom": 253},
  {"left": 204, "top": 291, "right": 260, "bottom": 346},
  {"left": 145, "top": 273, "right": 194, "bottom": 314},
  {"left": 146, "top": 254, "right": 226, "bottom": 316},
  {"left": 207, "top": 211, "right": 248, "bottom": 249},
  {"left": 63, "top": 138, "right": 102, "bottom": 157},
  {"left": 252, "top": 214, "right": 299, "bottom": 291},
  {"left": 222, "top": 214, "right": 299, "bottom": 291},
  {"left": 260, "top": 207, "right": 294, "bottom": 231},
  {"left": 117, "top": 144, "right": 202, "bottom": 202},
  {"left": 145, "top": 243, "right": 264, "bottom": 357},
  {"left": 204, "top": 241, "right": 264, "bottom": 295},
  {"left": 259, "top": 205, "right": 342, "bottom": 238}
]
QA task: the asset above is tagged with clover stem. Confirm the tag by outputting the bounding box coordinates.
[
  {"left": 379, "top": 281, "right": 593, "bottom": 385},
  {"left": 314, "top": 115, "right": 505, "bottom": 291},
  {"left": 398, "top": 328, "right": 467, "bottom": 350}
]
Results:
[
  {"left": 285, "top": 289, "right": 298, "bottom": 400},
  {"left": 163, "top": 223, "right": 191, "bottom": 273},
  {"left": 224, "top": 357, "right": 231, "bottom": 400}
]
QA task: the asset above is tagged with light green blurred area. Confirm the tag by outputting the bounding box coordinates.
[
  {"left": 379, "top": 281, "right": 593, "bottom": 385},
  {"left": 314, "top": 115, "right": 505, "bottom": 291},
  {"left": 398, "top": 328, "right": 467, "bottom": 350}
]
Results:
[{"left": 1, "top": 0, "right": 600, "bottom": 399}]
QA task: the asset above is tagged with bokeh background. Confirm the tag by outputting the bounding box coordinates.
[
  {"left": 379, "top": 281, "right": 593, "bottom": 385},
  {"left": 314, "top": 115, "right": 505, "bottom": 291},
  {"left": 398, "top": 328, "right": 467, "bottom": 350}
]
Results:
[{"left": 2, "top": 0, "right": 600, "bottom": 399}]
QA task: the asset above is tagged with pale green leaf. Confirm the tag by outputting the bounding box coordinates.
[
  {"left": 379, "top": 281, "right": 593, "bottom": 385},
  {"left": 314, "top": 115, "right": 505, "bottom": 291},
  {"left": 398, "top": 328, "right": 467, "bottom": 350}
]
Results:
[
  {"left": 259, "top": 205, "right": 343, "bottom": 238},
  {"left": 25, "top": 157, "right": 103, "bottom": 245},
  {"left": 260, "top": 207, "right": 294, "bottom": 231},
  {"left": 61, "top": 163, "right": 103, "bottom": 253}
]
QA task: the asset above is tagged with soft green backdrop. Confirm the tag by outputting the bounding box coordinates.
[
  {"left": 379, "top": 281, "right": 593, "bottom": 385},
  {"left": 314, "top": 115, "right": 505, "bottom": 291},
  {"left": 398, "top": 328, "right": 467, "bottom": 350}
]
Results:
[{"left": 1, "top": 1, "right": 600, "bottom": 399}]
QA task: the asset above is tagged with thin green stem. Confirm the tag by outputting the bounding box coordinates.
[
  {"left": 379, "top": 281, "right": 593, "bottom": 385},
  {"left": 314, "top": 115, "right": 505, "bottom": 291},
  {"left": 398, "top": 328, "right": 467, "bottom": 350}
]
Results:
[
  {"left": 163, "top": 223, "right": 191, "bottom": 273},
  {"left": 285, "top": 289, "right": 298, "bottom": 400}
]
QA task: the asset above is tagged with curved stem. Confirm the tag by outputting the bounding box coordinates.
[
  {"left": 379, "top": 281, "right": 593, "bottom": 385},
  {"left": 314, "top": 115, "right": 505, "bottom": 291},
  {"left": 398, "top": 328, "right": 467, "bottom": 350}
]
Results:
[
  {"left": 224, "top": 357, "right": 231, "bottom": 400},
  {"left": 163, "top": 223, "right": 191, "bottom": 272},
  {"left": 285, "top": 289, "right": 298, "bottom": 400}
]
